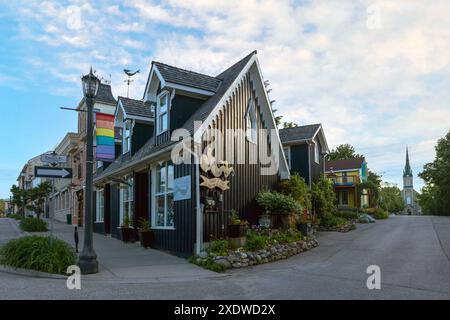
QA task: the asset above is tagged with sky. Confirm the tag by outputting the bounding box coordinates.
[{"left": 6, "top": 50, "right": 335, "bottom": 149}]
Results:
[{"left": 0, "top": 0, "right": 449, "bottom": 198}]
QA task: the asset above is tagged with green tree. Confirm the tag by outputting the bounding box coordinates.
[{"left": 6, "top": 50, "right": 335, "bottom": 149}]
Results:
[
  {"left": 379, "top": 186, "right": 405, "bottom": 213},
  {"left": 280, "top": 174, "right": 312, "bottom": 210},
  {"left": 0, "top": 199, "right": 5, "bottom": 215},
  {"left": 26, "top": 182, "right": 52, "bottom": 219},
  {"left": 10, "top": 185, "right": 29, "bottom": 217},
  {"left": 418, "top": 130, "right": 450, "bottom": 215},
  {"left": 283, "top": 122, "right": 299, "bottom": 128},
  {"left": 326, "top": 144, "right": 363, "bottom": 161}
]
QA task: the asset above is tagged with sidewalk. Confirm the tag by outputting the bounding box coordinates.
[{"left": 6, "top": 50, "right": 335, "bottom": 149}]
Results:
[{"left": 5, "top": 218, "right": 222, "bottom": 283}]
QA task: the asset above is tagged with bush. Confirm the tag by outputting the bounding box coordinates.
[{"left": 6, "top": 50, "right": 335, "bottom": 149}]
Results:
[
  {"left": 280, "top": 174, "right": 312, "bottom": 211},
  {"left": 311, "top": 178, "right": 336, "bottom": 218},
  {"left": 189, "top": 256, "right": 226, "bottom": 273},
  {"left": 6, "top": 214, "right": 22, "bottom": 220},
  {"left": 335, "top": 211, "right": 359, "bottom": 220},
  {"left": 209, "top": 239, "right": 229, "bottom": 256},
  {"left": 370, "top": 208, "right": 389, "bottom": 220},
  {"left": 244, "top": 232, "right": 269, "bottom": 251},
  {"left": 19, "top": 217, "right": 48, "bottom": 232},
  {"left": 320, "top": 215, "right": 349, "bottom": 228},
  {"left": 269, "top": 229, "right": 303, "bottom": 244},
  {"left": 256, "top": 190, "right": 301, "bottom": 215},
  {"left": 0, "top": 236, "right": 76, "bottom": 274}
]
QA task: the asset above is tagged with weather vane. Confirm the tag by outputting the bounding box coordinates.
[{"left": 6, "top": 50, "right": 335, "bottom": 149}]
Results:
[{"left": 123, "top": 69, "right": 140, "bottom": 98}]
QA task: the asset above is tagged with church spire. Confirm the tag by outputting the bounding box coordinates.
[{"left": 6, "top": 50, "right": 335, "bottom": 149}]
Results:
[{"left": 403, "top": 147, "right": 413, "bottom": 177}]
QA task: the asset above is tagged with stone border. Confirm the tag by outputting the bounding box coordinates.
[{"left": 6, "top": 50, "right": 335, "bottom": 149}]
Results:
[
  {"left": 0, "top": 265, "right": 68, "bottom": 280},
  {"left": 317, "top": 222, "right": 356, "bottom": 233},
  {"left": 195, "top": 238, "right": 319, "bottom": 270}
]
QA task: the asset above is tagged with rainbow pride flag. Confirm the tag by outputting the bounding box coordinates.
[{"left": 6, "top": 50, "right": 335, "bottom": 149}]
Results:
[{"left": 95, "top": 113, "right": 115, "bottom": 162}]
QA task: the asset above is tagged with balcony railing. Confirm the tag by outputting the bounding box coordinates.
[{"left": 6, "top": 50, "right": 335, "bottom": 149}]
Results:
[{"left": 330, "top": 176, "right": 358, "bottom": 186}]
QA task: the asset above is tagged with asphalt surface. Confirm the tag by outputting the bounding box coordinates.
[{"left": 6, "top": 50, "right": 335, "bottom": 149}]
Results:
[{"left": 1, "top": 215, "right": 450, "bottom": 300}]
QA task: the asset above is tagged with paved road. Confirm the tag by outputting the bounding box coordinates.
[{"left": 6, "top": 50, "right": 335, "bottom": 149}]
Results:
[{"left": 1, "top": 216, "right": 450, "bottom": 299}]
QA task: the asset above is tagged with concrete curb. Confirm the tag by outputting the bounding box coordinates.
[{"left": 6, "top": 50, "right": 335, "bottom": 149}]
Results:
[{"left": 0, "top": 265, "right": 67, "bottom": 280}]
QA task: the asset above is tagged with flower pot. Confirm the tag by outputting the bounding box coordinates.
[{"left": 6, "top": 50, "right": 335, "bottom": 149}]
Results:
[
  {"left": 258, "top": 214, "right": 271, "bottom": 228},
  {"left": 228, "top": 224, "right": 247, "bottom": 238},
  {"left": 139, "top": 230, "right": 155, "bottom": 248},
  {"left": 119, "top": 227, "right": 134, "bottom": 243}
]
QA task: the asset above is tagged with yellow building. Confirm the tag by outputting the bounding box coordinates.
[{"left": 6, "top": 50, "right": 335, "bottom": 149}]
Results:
[{"left": 325, "top": 157, "right": 369, "bottom": 209}]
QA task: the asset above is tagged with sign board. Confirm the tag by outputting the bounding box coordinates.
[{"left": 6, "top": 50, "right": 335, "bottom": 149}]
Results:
[
  {"left": 174, "top": 176, "right": 191, "bottom": 201},
  {"left": 35, "top": 166, "right": 72, "bottom": 179},
  {"left": 40, "top": 154, "right": 68, "bottom": 165}
]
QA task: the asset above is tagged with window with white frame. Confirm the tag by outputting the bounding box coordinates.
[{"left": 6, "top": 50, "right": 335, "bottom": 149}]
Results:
[
  {"left": 153, "top": 161, "right": 174, "bottom": 228},
  {"left": 283, "top": 146, "right": 291, "bottom": 169},
  {"left": 314, "top": 140, "right": 320, "bottom": 164},
  {"left": 246, "top": 101, "right": 257, "bottom": 143},
  {"left": 123, "top": 120, "right": 131, "bottom": 154},
  {"left": 157, "top": 91, "right": 169, "bottom": 134},
  {"left": 120, "top": 176, "right": 134, "bottom": 225},
  {"left": 96, "top": 189, "right": 104, "bottom": 222}
]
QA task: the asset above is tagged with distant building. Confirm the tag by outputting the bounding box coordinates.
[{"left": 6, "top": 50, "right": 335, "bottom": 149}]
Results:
[{"left": 401, "top": 147, "right": 421, "bottom": 215}]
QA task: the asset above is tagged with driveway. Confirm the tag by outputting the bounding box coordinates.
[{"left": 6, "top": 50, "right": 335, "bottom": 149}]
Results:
[{"left": 1, "top": 216, "right": 450, "bottom": 299}]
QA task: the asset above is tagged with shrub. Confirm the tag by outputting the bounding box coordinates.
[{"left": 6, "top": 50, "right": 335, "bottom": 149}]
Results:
[
  {"left": 209, "top": 239, "right": 229, "bottom": 256},
  {"left": 189, "top": 256, "right": 226, "bottom": 273},
  {"left": 269, "top": 229, "right": 303, "bottom": 244},
  {"left": 256, "top": 190, "right": 301, "bottom": 215},
  {"left": 19, "top": 217, "right": 48, "bottom": 232},
  {"left": 0, "top": 236, "right": 76, "bottom": 274},
  {"left": 320, "top": 215, "right": 349, "bottom": 228},
  {"left": 6, "top": 214, "right": 22, "bottom": 220},
  {"left": 311, "top": 178, "right": 337, "bottom": 218},
  {"left": 371, "top": 208, "right": 389, "bottom": 220},
  {"left": 244, "top": 232, "right": 269, "bottom": 251}
]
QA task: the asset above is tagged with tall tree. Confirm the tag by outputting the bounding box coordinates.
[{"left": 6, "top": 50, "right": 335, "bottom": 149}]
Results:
[
  {"left": 418, "top": 130, "right": 450, "bottom": 215},
  {"left": 10, "top": 185, "right": 29, "bottom": 217},
  {"left": 379, "top": 186, "right": 405, "bottom": 213},
  {"left": 0, "top": 199, "right": 5, "bottom": 215},
  {"left": 326, "top": 144, "right": 363, "bottom": 161},
  {"left": 26, "top": 182, "right": 52, "bottom": 219}
]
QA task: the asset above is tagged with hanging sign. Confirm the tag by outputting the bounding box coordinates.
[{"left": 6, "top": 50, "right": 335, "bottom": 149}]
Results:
[{"left": 96, "top": 113, "right": 115, "bottom": 162}]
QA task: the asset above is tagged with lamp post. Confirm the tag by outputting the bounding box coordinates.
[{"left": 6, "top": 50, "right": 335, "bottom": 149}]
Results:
[{"left": 78, "top": 67, "right": 100, "bottom": 274}]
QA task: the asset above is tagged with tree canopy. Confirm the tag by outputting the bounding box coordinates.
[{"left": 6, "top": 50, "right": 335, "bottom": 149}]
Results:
[
  {"left": 326, "top": 144, "right": 364, "bottom": 161},
  {"left": 283, "top": 122, "right": 299, "bottom": 128},
  {"left": 379, "top": 186, "right": 405, "bottom": 213},
  {"left": 418, "top": 130, "right": 450, "bottom": 215}
]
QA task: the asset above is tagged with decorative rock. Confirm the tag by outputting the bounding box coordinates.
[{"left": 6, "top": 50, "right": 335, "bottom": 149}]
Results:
[
  {"left": 232, "top": 263, "right": 242, "bottom": 268},
  {"left": 216, "top": 259, "right": 232, "bottom": 269},
  {"left": 255, "top": 254, "right": 262, "bottom": 262}
]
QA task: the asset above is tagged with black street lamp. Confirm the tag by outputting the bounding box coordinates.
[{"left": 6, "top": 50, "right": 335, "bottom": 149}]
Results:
[{"left": 78, "top": 67, "right": 100, "bottom": 274}]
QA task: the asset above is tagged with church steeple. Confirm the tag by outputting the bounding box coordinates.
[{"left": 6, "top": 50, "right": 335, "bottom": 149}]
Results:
[{"left": 403, "top": 147, "right": 413, "bottom": 177}]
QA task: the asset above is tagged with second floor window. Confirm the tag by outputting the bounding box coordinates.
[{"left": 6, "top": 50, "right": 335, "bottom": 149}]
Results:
[
  {"left": 124, "top": 121, "right": 131, "bottom": 153},
  {"left": 314, "top": 140, "right": 320, "bottom": 164},
  {"left": 157, "top": 91, "right": 169, "bottom": 134}
]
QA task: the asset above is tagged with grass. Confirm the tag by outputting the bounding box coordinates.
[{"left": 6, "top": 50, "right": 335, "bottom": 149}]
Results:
[
  {"left": 19, "top": 217, "right": 48, "bottom": 232},
  {"left": 0, "top": 236, "right": 76, "bottom": 274}
]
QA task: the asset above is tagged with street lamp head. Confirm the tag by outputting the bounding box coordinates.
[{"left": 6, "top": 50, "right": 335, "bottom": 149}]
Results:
[{"left": 81, "top": 67, "right": 100, "bottom": 99}]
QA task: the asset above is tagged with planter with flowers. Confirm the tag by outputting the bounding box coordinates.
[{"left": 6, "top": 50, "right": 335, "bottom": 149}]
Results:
[
  {"left": 118, "top": 213, "right": 134, "bottom": 243},
  {"left": 138, "top": 218, "right": 155, "bottom": 248},
  {"left": 256, "top": 190, "right": 301, "bottom": 229},
  {"left": 228, "top": 210, "right": 249, "bottom": 248}
]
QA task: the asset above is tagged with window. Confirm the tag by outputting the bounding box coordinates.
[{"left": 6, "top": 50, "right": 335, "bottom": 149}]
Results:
[
  {"left": 314, "top": 140, "right": 320, "bottom": 164},
  {"left": 96, "top": 189, "right": 104, "bottom": 222},
  {"left": 340, "top": 191, "right": 349, "bottom": 206},
  {"left": 157, "top": 91, "right": 169, "bottom": 134},
  {"left": 246, "top": 101, "right": 257, "bottom": 143},
  {"left": 153, "top": 161, "right": 174, "bottom": 228},
  {"left": 123, "top": 121, "right": 131, "bottom": 153},
  {"left": 120, "top": 176, "right": 134, "bottom": 225},
  {"left": 283, "top": 146, "right": 291, "bottom": 169}
]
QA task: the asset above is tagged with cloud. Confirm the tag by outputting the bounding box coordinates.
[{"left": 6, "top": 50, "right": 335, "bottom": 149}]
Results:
[{"left": 2, "top": 0, "right": 450, "bottom": 190}]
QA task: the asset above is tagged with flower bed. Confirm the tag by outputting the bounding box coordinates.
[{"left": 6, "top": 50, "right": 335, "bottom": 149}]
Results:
[{"left": 191, "top": 236, "right": 319, "bottom": 272}]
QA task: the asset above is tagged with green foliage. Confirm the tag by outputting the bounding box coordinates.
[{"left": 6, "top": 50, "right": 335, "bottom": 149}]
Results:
[
  {"left": 19, "top": 217, "right": 48, "bottom": 232},
  {"left": 26, "top": 182, "right": 52, "bottom": 219},
  {"left": 335, "top": 211, "right": 359, "bottom": 220},
  {"left": 256, "top": 190, "right": 301, "bottom": 215},
  {"left": 244, "top": 232, "right": 269, "bottom": 251},
  {"left": 326, "top": 144, "right": 363, "bottom": 161},
  {"left": 283, "top": 122, "right": 298, "bottom": 128},
  {"left": 138, "top": 218, "right": 150, "bottom": 232},
  {"left": 7, "top": 214, "right": 23, "bottom": 220},
  {"left": 311, "top": 177, "right": 336, "bottom": 219},
  {"left": 209, "top": 239, "right": 229, "bottom": 256},
  {"left": 320, "top": 215, "right": 349, "bottom": 228},
  {"left": 379, "top": 186, "right": 405, "bottom": 213},
  {"left": 0, "top": 199, "right": 5, "bottom": 215},
  {"left": 269, "top": 229, "right": 303, "bottom": 244},
  {"left": 419, "top": 130, "right": 450, "bottom": 215},
  {"left": 10, "top": 185, "right": 29, "bottom": 217},
  {"left": 280, "top": 174, "right": 312, "bottom": 210},
  {"left": 0, "top": 236, "right": 76, "bottom": 274},
  {"left": 121, "top": 212, "right": 131, "bottom": 228},
  {"left": 365, "top": 207, "right": 389, "bottom": 219},
  {"left": 189, "top": 255, "right": 226, "bottom": 273}
]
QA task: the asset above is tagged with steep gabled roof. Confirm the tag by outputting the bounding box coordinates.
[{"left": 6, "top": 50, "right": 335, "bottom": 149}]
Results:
[
  {"left": 94, "top": 51, "right": 259, "bottom": 182},
  {"left": 96, "top": 83, "right": 116, "bottom": 105},
  {"left": 279, "top": 124, "right": 321, "bottom": 143},
  {"left": 118, "top": 96, "right": 154, "bottom": 119},
  {"left": 325, "top": 157, "right": 366, "bottom": 172},
  {"left": 153, "top": 61, "right": 222, "bottom": 93}
]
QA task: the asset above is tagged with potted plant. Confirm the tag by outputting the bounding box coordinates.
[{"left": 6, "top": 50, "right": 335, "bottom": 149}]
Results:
[
  {"left": 297, "top": 209, "right": 312, "bottom": 236},
  {"left": 256, "top": 190, "right": 301, "bottom": 229},
  {"left": 119, "top": 213, "right": 134, "bottom": 243},
  {"left": 138, "top": 218, "right": 155, "bottom": 248}
]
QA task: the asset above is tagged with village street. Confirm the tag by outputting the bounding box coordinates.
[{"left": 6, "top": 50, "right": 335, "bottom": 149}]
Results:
[{"left": 1, "top": 215, "right": 450, "bottom": 300}]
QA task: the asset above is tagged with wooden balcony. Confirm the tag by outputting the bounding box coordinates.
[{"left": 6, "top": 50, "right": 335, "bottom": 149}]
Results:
[{"left": 330, "top": 176, "right": 358, "bottom": 186}]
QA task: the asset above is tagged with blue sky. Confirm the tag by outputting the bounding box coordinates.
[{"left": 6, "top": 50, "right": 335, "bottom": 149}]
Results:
[{"left": 1, "top": 0, "right": 449, "bottom": 198}]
